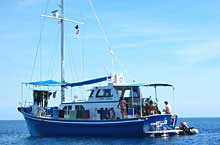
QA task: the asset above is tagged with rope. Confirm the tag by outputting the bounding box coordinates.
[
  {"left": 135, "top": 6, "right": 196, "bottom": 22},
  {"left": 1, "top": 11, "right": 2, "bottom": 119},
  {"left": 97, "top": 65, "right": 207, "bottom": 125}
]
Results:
[
  {"left": 88, "top": 0, "right": 114, "bottom": 57},
  {"left": 30, "top": 0, "right": 50, "bottom": 81},
  {"left": 88, "top": 0, "right": 131, "bottom": 77}
]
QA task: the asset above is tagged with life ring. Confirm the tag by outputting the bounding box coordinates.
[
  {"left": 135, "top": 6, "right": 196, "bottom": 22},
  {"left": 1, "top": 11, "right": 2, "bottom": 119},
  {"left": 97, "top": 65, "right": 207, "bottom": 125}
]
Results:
[{"left": 107, "top": 109, "right": 116, "bottom": 119}]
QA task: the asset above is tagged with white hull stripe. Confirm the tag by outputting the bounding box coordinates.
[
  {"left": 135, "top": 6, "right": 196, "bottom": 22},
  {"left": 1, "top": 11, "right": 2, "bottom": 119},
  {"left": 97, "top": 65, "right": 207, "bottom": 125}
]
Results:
[{"left": 24, "top": 113, "right": 144, "bottom": 125}]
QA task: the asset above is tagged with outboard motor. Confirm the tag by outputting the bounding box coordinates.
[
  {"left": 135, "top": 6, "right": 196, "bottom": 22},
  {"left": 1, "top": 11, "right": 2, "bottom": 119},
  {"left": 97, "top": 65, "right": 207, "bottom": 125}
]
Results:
[{"left": 178, "top": 122, "right": 199, "bottom": 135}]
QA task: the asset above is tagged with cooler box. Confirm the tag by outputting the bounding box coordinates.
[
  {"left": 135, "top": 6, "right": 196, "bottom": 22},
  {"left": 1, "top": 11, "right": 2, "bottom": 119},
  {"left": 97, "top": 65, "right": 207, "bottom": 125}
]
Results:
[
  {"left": 46, "top": 108, "right": 53, "bottom": 115},
  {"left": 128, "top": 108, "right": 136, "bottom": 115},
  {"left": 76, "top": 110, "right": 83, "bottom": 119},
  {"left": 83, "top": 110, "right": 90, "bottom": 119},
  {"left": 59, "top": 110, "right": 64, "bottom": 118}
]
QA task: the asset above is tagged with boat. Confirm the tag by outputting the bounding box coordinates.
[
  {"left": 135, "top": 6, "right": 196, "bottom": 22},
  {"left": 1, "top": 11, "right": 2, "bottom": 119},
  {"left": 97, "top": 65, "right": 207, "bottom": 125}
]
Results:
[
  {"left": 176, "top": 122, "right": 199, "bottom": 135},
  {"left": 18, "top": 0, "right": 179, "bottom": 137}
]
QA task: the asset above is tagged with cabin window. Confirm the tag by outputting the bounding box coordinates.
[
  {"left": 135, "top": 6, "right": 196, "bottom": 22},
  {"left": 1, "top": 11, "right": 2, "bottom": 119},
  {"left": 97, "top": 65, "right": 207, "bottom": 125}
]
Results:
[
  {"left": 63, "top": 105, "right": 72, "bottom": 113},
  {"left": 117, "top": 90, "right": 123, "bottom": 98},
  {"left": 63, "top": 106, "right": 72, "bottom": 115},
  {"left": 123, "top": 89, "right": 131, "bottom": 98},
  {"left": 63, "top": 105, "right": 72, "bottom": 110},
  {"left": 75, "top": 105, "right": 85, "bottom": 111},
  {"left": 96, "top": 89, "right": 112, "bottom": 98},
  {"left": 115, "top": 87, "right": 140, "bottom": 98}
]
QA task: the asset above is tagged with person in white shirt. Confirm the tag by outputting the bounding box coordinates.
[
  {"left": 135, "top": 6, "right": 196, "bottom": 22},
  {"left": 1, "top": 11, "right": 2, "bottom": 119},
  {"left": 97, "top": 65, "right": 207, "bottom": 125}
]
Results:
[{"left": 163, "top": 101, "right": 172, "bottom": 114}]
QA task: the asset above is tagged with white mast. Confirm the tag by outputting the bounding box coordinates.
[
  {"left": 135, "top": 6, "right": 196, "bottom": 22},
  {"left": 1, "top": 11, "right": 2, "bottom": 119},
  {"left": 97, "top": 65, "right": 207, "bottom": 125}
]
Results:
[
  {"left": 60, "top": 0, "right": 65, "bottom": 103},
  {"left": 41, "top": 0, "right": 84, "bottom": 103}
]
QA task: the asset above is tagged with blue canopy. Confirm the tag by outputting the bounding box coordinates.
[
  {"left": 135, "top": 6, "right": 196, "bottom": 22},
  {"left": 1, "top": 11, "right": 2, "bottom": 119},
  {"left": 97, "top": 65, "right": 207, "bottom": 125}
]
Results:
[
  {"left": 66, "top": 76, "right": 111, "bottom": 87},
  {"left": 24, "top": 80, "right": 67, "bottom": 86},
  {"left": 24, "top": 76, "right": 111, "bottom": 87}
]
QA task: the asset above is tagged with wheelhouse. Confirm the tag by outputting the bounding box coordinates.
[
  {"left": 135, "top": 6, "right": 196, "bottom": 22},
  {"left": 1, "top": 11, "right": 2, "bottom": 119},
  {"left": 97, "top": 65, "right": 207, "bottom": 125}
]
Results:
[{"left": 20, "top": 78, "right": 175, "bottom": 122}]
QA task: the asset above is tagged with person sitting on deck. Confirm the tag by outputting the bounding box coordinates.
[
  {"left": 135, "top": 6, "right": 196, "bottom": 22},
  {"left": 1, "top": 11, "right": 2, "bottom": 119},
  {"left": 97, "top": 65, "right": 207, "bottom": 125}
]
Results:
[
  {"left": 163, "top": 101, "right": 172, "bottom": 114},
  {"left": 118, "top": 97, "right": 127, "bottom": 119}
]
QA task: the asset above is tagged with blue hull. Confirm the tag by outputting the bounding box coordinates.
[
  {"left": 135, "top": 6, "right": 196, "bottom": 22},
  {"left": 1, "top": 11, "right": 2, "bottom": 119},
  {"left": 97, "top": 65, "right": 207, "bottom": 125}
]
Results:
[
  {"left": 23, "top": 113, "right": 145, "bottom": 137},
  {"left": 20, "top": 109, "right": 177, "bottom": 137}
]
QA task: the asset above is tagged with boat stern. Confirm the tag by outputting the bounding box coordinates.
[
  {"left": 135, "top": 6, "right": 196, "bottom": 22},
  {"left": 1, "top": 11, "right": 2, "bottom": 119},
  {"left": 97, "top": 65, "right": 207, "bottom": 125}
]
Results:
[{"left": 143, "top": 114, "right": 178, "bottom": 136}]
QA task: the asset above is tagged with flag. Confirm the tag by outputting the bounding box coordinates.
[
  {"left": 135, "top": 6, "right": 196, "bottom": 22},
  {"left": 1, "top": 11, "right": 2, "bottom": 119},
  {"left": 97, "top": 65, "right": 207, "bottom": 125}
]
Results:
[{"left": 75, "top": 25, "right": 80, "bottom": 35}]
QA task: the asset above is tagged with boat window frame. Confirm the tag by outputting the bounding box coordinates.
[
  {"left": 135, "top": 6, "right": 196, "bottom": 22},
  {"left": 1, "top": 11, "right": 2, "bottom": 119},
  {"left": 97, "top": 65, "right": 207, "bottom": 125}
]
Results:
[
  {"left": 89, "top": 90, "right": 94, "bottom": 98},
  {"left": 114, "top": 86, "right": 140, "bottom": 98},
  {"left": 95, "top": 89, "right": 113, "bottom": 98}
]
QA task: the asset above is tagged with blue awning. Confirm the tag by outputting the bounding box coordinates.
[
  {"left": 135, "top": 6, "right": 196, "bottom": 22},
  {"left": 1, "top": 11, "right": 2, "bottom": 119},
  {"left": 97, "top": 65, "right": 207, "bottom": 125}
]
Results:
[
  {"left": 24, "top": 76, "right": 111, "bottom": 87},
  {"left": 24, "top": 80, "right": 67, "bottom": 86},
  {"left": 66, "top": 76, "right": 111, "bottom": 87}
]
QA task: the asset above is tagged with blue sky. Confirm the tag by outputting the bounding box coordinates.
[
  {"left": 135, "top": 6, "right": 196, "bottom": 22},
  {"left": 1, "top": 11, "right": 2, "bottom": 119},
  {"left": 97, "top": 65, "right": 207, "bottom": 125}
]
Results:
[{"left": 1, "top": 0, "right": 220, "bottom": 119}]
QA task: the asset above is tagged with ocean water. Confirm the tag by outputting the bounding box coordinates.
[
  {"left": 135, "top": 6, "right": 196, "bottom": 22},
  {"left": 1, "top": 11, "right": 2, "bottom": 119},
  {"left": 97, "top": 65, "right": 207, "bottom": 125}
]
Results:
[{"left": 0, "top": 118, "right": 220, "bottom": 145}]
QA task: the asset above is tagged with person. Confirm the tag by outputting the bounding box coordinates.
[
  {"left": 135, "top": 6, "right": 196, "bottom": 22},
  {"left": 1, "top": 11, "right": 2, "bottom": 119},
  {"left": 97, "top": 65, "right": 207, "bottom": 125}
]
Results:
[
  {"left": 149, "top": 100, "right": 156, "bottom": 115},
  {"left": 163, "top": 101, "right": 172, "bottom": 114},
  {"left": 107, "top": 107, "right": 116, "bottom": 119},
  {"left": 118, "top": 97, "right": 127, "bottom": 119},
  {"left": 98, "top": 108, "right": 104, "bottom": 120},
  {"left": 44, "top": 97, "right": 48, "bottom": 108}
]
